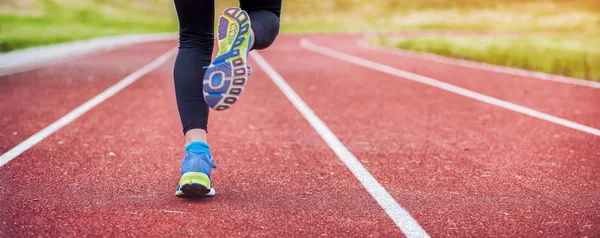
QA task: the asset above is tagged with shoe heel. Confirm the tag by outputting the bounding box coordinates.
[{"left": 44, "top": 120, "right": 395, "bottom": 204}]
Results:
[{"left": 179, "top": 172, "right": 211, "bottom": 195}]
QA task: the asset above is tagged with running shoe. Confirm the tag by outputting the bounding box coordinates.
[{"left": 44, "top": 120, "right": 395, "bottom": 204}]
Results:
[
  {"left": 203, "top": 7, "right": 252, "bottom": 111},
  {"left": 175, "top": 143, "right": 217, "bottom": 197}
]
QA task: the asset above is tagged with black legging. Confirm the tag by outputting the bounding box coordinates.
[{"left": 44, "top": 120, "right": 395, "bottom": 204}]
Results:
[{"left": 173, "top": 0, "right": 281, "bottom": 133}]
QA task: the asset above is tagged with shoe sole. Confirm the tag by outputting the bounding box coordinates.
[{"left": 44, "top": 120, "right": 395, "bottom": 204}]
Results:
[
  {"left": 175, "top": 172, "right": 216, "bottom": 197},
  {"left": 203, "top": 7, "right": 252, "bottom": 111}
]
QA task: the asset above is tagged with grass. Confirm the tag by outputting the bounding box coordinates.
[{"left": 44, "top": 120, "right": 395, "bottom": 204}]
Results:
[
  {"left": 275, "top": 0, "right": 600, "bottom": 81},
  {"left": 0, "top": 0, "right": 177, "bottom": 52},
  {"left": 2, "top": 0, "right": 600, "bottom": 82},
  {"left": 375, "top": 35, "right": 600, "bottom": 80},
  {"left": 275, "top": 0, "right": 600, "bottom": 33}
]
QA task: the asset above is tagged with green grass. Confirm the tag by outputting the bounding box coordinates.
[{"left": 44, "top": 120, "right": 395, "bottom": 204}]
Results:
[
  {"left": 0, "top": 0, "right": 177, "bottom": 52},
  {"left": 375, "top": 35, "right": 600, "bottom": 80},
  {"left": 275, "top": 0, "right": 600, "bottom": 33},
  {"left": 211, "top": 0, "right": 600, "bottom": 33},
  {"left": 0, "top": 0, "right": 598, "bottom": 86}
]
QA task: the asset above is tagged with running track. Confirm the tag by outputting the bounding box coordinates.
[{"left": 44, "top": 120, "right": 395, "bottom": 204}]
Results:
[{"left": 1, "top": 33, "right": 599, "bottom": 237}]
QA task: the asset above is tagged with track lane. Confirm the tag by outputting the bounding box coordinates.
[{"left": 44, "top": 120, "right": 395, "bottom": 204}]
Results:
[
  {"left": 0, "top": 52, "right": 402, "bottom": 236},
  {"left": 259, "top": 34, "right": 600, "bottom": 237},
  {"left": 0, "top": 41, "right": 176, "bottom": 154},
  {"left": 252, "top": 52, "right": 429, "bottom": 237},
  {"left": 300, "top": 38, "right": 599, "bottom": 137},
  {"left": 310, "top": 35, "right": 600, "bottom": 129}
]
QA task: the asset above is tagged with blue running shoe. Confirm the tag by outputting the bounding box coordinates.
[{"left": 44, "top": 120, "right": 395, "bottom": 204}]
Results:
[
  {"left": 175, "top": 142, "right": 217, "bottom": 197},
  {"left": 203, "top": 7, "right": 253, "bottom": 111}
]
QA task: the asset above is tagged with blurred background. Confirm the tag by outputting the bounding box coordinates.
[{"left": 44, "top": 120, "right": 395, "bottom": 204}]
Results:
[{"left": 1, "top": 0, "right": 598, "bottom": 80}]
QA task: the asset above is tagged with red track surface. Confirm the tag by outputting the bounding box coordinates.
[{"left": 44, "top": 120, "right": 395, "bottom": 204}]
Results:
[{"left": 1, "top": 34, "right": 599, "bottom": 237}]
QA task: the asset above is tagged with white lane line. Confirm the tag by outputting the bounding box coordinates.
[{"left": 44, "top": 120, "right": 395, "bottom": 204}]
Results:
[
  {"left": 0, "top": 47, "right": 177, "bottom": 167},
  {"left": 251, "top": 52, "right": 430, "bottom": 238},
  {"left": 0, "top": 47, "right": 136, "bottom": 77},
  {"left": 0, "top": 34, "right": 177, "bottom": 77},
  {"left": 357, "top": 37, "right": 600, "bottom": 89},
  {"left": 301, "top": 38, "right": 600, "bottom": 137}
]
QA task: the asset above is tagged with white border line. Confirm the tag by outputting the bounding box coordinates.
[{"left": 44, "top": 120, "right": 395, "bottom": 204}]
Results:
[
  {"left": 357, "top": 37, "right": 600, "bottom": 89},
  {"left": 250, "top": 52, "right": 430, "bottom": 238},
  {"left": 0, "top": 34, "right": 177, "bottom": 77},
  {"left": 301, "top": 38, "right": 600, "bottom": 137},
  {"left": 0, "top": 47, "right": 177, "bottom": 167}
]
